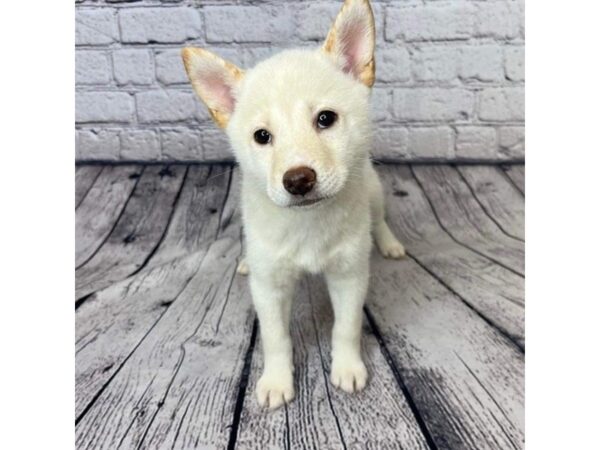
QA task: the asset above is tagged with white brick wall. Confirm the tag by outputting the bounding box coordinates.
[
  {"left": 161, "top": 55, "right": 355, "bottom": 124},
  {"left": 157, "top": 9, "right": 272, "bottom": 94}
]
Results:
[{"left": 76, "top": 0, "right": 525, "bottom": 162}]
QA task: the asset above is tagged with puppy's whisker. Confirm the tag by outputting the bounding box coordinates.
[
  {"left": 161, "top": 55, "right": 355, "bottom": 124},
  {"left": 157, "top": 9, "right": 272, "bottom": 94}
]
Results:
[{"left": 205, "top": 166, "right": 236, "bottom": 185}]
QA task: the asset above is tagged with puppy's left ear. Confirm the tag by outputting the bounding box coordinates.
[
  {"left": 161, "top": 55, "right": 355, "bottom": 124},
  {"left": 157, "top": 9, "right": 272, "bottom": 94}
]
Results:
[
  {"left": 181, "top": 47, "right": 244, "bottom": 129},
  {"left": 322, "top": 0, "right": 376, "bottom": 87}
]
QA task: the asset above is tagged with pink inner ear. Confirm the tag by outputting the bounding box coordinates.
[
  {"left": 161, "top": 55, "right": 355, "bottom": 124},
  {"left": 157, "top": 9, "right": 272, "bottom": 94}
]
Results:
[
  {"left": 204, "top": 73, "right": 235, "bottom": 113},
  {"left": 338, "top": 18, "right": 369, "bottom": 77}
]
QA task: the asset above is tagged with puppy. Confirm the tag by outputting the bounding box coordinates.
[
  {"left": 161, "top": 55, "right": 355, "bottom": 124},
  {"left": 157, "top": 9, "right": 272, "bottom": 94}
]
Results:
[{"left": 182, "top": 0, "right": 404, "bottom": 409}]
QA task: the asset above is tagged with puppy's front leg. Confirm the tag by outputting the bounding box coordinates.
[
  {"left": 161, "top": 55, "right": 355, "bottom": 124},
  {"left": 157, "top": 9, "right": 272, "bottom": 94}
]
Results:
[
  {"left": 325, "top": 261, "right": 369, "bottom": 393},
  {"left": 249, "top": 269, "right": 297, "bottom": 409}
]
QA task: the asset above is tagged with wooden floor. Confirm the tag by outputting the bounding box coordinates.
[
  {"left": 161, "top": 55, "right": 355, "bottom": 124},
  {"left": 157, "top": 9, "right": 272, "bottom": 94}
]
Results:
[{"left": 75, "top": 163, "right": 525, "bottom": 450}]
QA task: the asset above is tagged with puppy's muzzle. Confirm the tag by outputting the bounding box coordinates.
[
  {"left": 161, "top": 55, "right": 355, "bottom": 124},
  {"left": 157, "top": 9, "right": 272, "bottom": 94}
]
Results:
[{"left": 282, "top": 166, "right": 316, "bottom": 196}]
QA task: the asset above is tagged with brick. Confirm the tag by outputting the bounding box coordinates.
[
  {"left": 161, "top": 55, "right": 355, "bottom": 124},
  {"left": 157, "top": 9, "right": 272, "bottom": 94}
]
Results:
[
  {"left": 76, "top": 51, "right": 111, "bottom": 85},
  {"left": 459, "top": 45, "right": 504, "bottom": 82},
  {"left": 505, "top": 46, "right": 525, "bottom": 81},
  {"left": 373, "top": 128, "right": 409, "bottom": 159},
  {"left": 120, "top": 130, "right": 161, "bottom": 160},
  {"left": 205, "top": 5, "right": 294, "bottom": 43},
  {"left": 518, "top": 0, "right": 525, "bottom": 38},
  {"left": 295, "top": 3, "right": 339, "bottom": 41},
  {"left": 113, "top": 50, "right": 153, "bottom": 85},
  {"left": 161, "top": 128, "right": 203, "bottom": 160},
  {"left": 412, "top": 46, "right": 459, "bottom": 82},
  {"left": 498, "top": 126, "right": 525, "bottom": 159},
  {"left": 76, "top": 91, "right": 134, "bottom": 123},
  {"left": 155, "top": 47, "right": 243, "bottom": 86},
  {"left": 455, "top": 126, "right": 497, "bottom": 159},
  {"left": 156, "top": 47, "right": 246, "bottom": 85},
  {"left": 76, "top": 9, "right": 119, "bottom": 45},
  {"left": 243, "top": 47, "right": 278, "bottom": 67},
  {"left": 479, "top": 88, "right": 524, "bottom": 122},
  {"left": 156, "top": 47, "right": 245, "bottom": 85},
  {"left": 119, "top": 7, "right": 201, "bottom": 44},
  {"left": 202, "top": 129, "right": 234, "bottom": 161},
  {"left": 370, "top": 88, "right": 392, "bottom": 122},
  {"left": 393, "top": 88, "right": 474, "bottom": 122},
  {"left": 386, "top": 3, "right": 474, "bottom": 42},
  {"left": 194, "top": 98, "right": 211, "bottom": 123},
  {"left": 206, "top": 47, "right": 244, "bottom": 68},
  {"left": 372, "top": 3, "right": 386, "bottom": 46},
  {"left": 156, "top": 50, "right": 188, "bottom": 85},
  {"left": 408, "top": 127, "right": 454, "bottom": 159},
  {"left": 377, "top": 48, "right": 410, "bottom": 83},
  {"left": 475, "top": 2, "right": 520, "bottom": 39},
  {"left": 136, "top": 90, "right": 197, "bottom": 123},
  {"left": 76, "top": 129, "right": 120, "bottom": 160}
]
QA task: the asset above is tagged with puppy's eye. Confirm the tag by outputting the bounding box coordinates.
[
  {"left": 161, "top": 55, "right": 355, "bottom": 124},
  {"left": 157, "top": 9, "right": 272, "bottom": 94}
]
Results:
[
  {"left": 316, "top": 110, "right": 337, "bottom": 129},
  {"left": 253, "top": 129, "right": 272, "bottom": 145}
]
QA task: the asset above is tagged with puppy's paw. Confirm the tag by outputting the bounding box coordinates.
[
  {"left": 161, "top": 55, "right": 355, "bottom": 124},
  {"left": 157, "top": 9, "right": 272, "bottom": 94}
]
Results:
[
  {"left": 256, "top": 370, "right": 295, "bottom": 410},
  {"left": 236, "top": 259, "right": 249, "bottom": 275},
  {"left": 378, "top": 237, "right": 406, "bottom": 259},
  {"left": 331, "top": 357, "right": 368, "bottom": 393}
]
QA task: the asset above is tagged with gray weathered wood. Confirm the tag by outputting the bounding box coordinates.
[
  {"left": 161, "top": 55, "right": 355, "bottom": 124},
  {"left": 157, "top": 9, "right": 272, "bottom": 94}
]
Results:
[
  {"left": 75, "top": 165, "right": 186, "bottom": 300},
  {"left": 412, "top": 165, "right": 524, "bottom": 275},
  {"left": 378, "top": 166, "right": 524, "bottom": 347},
  {"left": 237, "top": 278, "right": 345, "bottom": 450},
  {"left": 502, "top": 165, "right": 525, "bottom": 196},
  {"left": 457, "top": 166, "right": 524, "bottom": 241},
  {"left": 76, "top": 171, "right": 256, "bottom": 449},
  {"left": 74, "top": 163, "right": 525, "bottom": 449},
  {"left": 367, "top": 252, "right": 524, "bottom": 449},
  {"left": 237, "top": 276, "right": 430, "bottom": 449},
  {"left": 147, "top": 165, "right": 234, "bottom": 269},
  {"left": 75, "top": 166, "right": 140, "bottom": 268},
  {"left": 75, "top": 165, "right": 103, "bottom": 208},
  {"left": 75, "top": 166, "right": 231, "bottom": 418}
]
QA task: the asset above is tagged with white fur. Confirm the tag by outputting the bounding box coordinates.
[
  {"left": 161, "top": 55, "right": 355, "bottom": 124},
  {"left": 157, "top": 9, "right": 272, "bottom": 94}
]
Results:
[{"left": 183, "top": 0, "right": 404, "bottom": 410}]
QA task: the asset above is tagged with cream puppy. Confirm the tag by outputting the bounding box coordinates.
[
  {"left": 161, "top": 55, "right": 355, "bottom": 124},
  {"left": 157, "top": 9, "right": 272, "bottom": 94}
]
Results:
[{"left": 182, "top": 0, "right": 404, "bottom": 410}]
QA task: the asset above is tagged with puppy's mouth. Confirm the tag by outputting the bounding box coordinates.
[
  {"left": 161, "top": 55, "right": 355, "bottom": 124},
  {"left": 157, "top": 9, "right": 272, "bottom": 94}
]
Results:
[{"left": 289, "top": 197, "right": 327, "bottom": 208}]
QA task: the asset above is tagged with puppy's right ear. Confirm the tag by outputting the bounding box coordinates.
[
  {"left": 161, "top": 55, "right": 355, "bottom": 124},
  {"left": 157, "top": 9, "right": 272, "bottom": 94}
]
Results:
[
  {"left": 181, "top": 47, "right": 244, "bottom": 129},
  {"left": 322, "top": 0, "right": 376, "bottom": 87}
]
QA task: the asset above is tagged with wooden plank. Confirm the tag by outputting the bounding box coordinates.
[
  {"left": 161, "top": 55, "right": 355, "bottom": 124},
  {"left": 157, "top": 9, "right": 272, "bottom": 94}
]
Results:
[
  {"left": 236, "top": 279, "right": 345, "bottom": 450},
  {"left": 237, "top": 276, "right": 431, "bottom": 449},
  {"left": 412, "top": 165, "right": 524, "bottom": 275},
  {"left": 502, "top": 165, "right": 525, "bottom": 195},
  {"left": 378, "top": 166, "right": 524, "bottom": 347},
  {"left": 76, "top": 171, "right": 257, "bottom": 450},
  {"left": 75, "top": 165, "right": 186, "bottom": 300},
  {"left": 147, "top": 165, "right": 234, "bottom": 269},
  {"left": 75, "top": 166, "right": 140, "bottom": 268},
  {"left": 75, "top": 165, "right": 103, "bottom": 208},
  {"left": 457, "top": 166, "right": 524, "bottom": 241},
  {"left": 75, "top": 165, "right": 231, "bottom": 419},
  {"left": 367, "top": 252, "right": 524, "bottom": 449},
  {"left": 75, "top": 164, "right": 525, "bottom": 449}
]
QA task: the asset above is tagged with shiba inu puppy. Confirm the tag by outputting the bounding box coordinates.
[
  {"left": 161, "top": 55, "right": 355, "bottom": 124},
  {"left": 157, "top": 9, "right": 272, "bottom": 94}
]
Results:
[{"left": 182, "top": 0, "right": 404, "bottom": 409}]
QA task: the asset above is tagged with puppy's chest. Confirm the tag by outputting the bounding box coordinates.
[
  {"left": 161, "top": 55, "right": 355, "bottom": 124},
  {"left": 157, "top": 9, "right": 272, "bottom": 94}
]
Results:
[
  {"left": 278, "top": 225, "right": 345, "bottom": 272},
  {"left": 249, "top": 206, "right": 369, "bottom": 273}
]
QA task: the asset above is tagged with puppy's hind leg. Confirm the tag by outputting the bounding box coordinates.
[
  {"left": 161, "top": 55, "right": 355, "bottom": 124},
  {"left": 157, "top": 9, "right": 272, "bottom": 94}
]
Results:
[{"left": 368, "top": 164, "right": 405, "bottom": 259}]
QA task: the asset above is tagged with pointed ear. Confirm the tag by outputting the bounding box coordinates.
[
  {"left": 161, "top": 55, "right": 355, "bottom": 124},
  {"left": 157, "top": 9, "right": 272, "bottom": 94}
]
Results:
[
  {"left": 181, "top": 47, "right": 244, "bottom": 129},
  {"left": 322, "top": 0, "right": 376, "bottom": 87}
]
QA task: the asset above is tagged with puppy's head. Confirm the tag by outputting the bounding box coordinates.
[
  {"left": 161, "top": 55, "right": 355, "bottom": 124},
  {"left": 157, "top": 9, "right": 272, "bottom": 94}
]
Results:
[{"left": 182, "top": 0, "right": 375, "bottom": 208}]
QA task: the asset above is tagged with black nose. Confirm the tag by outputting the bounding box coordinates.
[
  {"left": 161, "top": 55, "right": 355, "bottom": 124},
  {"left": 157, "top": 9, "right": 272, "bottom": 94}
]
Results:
[{"left": 282, "top": 167, "right": 317, "bottom": 196}]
